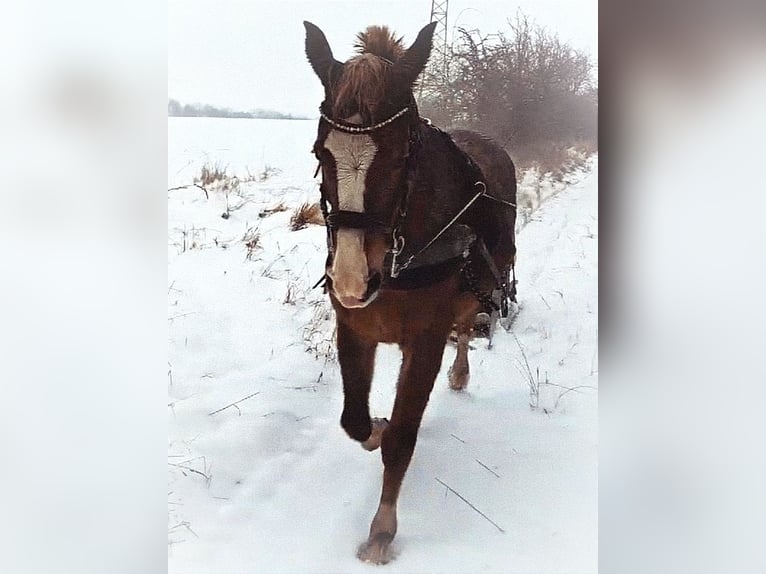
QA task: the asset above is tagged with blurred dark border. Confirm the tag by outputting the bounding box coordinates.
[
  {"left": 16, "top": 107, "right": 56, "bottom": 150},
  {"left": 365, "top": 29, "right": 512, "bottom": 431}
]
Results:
[{"left": 600, "top": 2, "right": 766, "bottom": 573}]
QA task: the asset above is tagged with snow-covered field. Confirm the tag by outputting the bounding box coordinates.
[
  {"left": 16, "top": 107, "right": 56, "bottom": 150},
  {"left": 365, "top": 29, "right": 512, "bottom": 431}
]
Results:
[{"left": 168, "top": 117, "right": 598, "bottom": 573}]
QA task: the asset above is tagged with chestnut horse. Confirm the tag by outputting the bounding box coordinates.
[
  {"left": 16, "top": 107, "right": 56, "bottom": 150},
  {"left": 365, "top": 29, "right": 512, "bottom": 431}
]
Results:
[{"left": 304, "top": 21, "right": 517, "bottom": 563}]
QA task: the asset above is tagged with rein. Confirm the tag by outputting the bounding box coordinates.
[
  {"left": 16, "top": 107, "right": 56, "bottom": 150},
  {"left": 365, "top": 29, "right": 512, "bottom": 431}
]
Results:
[{"left": 391, "top": 181, "right": 486, "bottom": 278}]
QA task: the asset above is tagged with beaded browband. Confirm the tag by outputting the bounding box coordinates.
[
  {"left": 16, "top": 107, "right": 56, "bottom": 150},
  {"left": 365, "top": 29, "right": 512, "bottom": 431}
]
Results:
[{"left": 318, "top": 106, "right": 410, "bottom": 134}]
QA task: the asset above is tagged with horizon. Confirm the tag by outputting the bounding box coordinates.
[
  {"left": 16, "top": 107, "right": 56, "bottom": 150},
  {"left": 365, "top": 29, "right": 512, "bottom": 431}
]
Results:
[{"left": 167, "top": 98, "right": 315, "bottom": 118}]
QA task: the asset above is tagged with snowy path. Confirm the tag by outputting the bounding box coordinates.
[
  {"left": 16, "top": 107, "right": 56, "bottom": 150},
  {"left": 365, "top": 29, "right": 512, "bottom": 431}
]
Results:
[{"left": 168, "top": 156, "right": 597, "bottom": 574}]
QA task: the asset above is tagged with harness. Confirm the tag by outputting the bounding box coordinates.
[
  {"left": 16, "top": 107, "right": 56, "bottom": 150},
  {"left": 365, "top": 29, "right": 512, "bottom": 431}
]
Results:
[{"left": 313, "top": 104, "right": 517, "bottom": 315}]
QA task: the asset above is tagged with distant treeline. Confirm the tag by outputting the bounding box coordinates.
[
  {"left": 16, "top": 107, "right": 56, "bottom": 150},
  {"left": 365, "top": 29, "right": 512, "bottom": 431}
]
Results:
[{"left": 168, "top": 99, "right": 309, "bottom": 120}]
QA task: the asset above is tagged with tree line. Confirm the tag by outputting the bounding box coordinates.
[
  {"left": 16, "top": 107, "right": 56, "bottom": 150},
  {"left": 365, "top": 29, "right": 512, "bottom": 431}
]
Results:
[{"left": 168, "top": 99, "right": 308, "bottom": 120}]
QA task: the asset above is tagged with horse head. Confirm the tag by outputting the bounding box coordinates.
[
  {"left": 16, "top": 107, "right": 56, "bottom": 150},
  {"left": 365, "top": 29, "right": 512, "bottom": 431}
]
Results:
[{"left": 304, "top": 21, "right": 436, "bottom": 309}]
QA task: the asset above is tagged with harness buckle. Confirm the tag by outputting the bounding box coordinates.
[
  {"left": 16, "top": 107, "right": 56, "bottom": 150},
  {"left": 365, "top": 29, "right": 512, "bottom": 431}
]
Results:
[{"left": 389, "top": 230, "right": 407, "bottom": 278}]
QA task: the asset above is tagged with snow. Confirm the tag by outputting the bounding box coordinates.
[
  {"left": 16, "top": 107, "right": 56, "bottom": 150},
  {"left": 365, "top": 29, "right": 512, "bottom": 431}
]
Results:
[{"left": 168, "top": 117, "right": 597, "bottom": 573}]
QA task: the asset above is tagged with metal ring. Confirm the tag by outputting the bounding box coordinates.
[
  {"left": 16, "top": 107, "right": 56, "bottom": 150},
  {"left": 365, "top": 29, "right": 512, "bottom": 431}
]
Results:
[{"left": 390, "top": 230, "right": 405, "bottom": 255}]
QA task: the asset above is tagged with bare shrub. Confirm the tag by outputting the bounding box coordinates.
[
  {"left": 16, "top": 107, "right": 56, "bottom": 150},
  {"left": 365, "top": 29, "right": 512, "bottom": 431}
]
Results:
[
  {"left": 290, "top": 202, "right": 325, "bottom": 231},
  {"left": 419, "top": 11, "right": 597, "bottom": 175}
]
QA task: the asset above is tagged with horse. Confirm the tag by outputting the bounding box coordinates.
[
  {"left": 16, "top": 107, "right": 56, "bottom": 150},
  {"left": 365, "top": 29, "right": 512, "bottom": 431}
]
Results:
[{"left": 304, "top": 21, "right": 518, "bottom": 563}]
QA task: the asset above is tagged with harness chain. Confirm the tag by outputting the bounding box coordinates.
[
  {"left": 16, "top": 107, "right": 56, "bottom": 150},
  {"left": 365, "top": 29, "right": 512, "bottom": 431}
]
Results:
[{"left": 460, "top": 256, "right": 501, "bottom": 314}]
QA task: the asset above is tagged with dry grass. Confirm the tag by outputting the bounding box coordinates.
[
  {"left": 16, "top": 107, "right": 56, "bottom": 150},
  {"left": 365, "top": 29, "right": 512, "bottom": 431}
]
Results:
[
  {"left": 259, "top": 164, "right": 282, "bottom": 181},
  {"left": 290, "top": 202, "right": 325, "bottom": 231},
  {"left": 195, "top": 162, "right": 229, "bottom": 187},
  {"left": 283, "top": 277, "right": 307, "bottom": 306},
  {"left": 510, "top": 139, "right": 596, "bottom": 180},
  {"left": 259, "top": 201, "right": 289, "bottom": 218},
  {"left": 241, "top": 226, "right": 261, "bottom": 260},
  {"left": 303, "top": 299, "right": 337, "bottom": 360}
]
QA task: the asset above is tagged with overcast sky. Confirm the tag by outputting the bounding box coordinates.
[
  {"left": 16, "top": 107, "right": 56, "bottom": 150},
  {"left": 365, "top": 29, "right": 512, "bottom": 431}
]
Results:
[{"left": 169, "top": 0, "right": 597, "bottom": 117}]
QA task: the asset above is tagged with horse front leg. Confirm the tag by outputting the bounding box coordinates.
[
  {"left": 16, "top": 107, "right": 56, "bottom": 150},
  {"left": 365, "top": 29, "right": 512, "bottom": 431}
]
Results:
[
  {"left": 357, "top": 332, "right": 448, "bottom": 564},
  {"left": 336, "top": 320, "right": 380, "bottom": 447}
]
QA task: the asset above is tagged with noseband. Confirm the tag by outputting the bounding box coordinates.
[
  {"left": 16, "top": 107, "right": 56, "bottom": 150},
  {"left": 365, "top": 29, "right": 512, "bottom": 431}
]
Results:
[{"left": 323, "top": 209, "right": 389, "bottom": 232}]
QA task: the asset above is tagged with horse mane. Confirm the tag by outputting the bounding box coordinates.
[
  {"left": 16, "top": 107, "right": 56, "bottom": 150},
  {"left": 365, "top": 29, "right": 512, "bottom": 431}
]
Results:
[{"left": 334, "top": 26, "right": 405, "bottom": 119}]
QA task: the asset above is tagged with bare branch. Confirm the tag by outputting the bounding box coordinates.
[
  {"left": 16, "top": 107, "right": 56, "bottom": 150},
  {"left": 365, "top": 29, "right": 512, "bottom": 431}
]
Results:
[
  {"left": 435, "top": 477, "right": 505, "bottom": 533},
  {"left": 475, "top": 459, "right": 501, "bottom": 478},
  {"left": 208, "top": 391, "right": 261, "bottom": 416},
  {"left": 168, "top": 183, "right": 209, "bottom": 199}
]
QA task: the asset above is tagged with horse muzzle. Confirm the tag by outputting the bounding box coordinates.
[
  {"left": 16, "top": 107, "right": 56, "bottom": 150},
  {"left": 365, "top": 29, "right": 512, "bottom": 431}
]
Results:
[{"left": 331, "top": 270, "right": 382, "bottom": 309}]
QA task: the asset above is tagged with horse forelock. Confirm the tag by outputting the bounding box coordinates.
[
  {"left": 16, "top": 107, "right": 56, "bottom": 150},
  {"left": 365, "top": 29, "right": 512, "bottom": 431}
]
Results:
[
  {"left": 333, "top": 27, "right": 406, "bottom": 120},
  {"left": 333, "top": 55, "right": 389, "bottom": 120},
  {"left": 353, "top": 26, "right": 404, "bottom": 60}
]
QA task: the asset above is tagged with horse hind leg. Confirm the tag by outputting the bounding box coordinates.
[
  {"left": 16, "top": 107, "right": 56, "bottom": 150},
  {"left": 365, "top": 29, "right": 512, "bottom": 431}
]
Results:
[
  {"left": 448, "top": 323, "right": 471, "bottom": 391},
  {"left": 487, "top": 308, "right": 500, "bottom": 350},
  {"left": 449, "top": 298, "right": 481, "bottom": 391}
]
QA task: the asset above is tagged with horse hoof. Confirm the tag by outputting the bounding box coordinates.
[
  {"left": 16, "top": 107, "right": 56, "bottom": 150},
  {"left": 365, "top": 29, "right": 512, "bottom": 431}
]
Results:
[
  {"left": 361, "top": 418, "right": 389, "bottom": 451},
  {"left": 357, "top": 533, "right": 394, "bottom": 564},
  {"left": 448, "top": 367, "right": 469, "bottom": 391}
]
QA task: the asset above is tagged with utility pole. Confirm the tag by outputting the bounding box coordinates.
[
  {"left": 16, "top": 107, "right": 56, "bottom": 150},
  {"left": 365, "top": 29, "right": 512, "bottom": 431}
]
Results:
[
  {"left": 418, "top": 0, "right": 450, "bottom": 124},
  {"left": 427, "top": 0, "right": 449, "bottom": 88}
]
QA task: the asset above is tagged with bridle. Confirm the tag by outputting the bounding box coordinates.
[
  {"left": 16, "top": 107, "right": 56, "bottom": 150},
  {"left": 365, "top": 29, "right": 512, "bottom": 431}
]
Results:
[
  {"left": 313, "top": 101, "right": 517, "bottom": 294},
  {"left": 314, "top": 101, "right": 421, "bottom": 278},
  {"left": 318, "top": 106, "right": 410, "bottom": 134}
]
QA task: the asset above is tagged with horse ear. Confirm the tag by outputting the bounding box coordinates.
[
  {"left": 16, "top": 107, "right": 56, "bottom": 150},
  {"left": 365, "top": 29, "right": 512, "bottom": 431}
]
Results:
[
  {"left": 304, "top": 21, "right": 340, "bottom": 87},
  {"left": 395, "top": 22, "right": 438, "bottom": 86}
]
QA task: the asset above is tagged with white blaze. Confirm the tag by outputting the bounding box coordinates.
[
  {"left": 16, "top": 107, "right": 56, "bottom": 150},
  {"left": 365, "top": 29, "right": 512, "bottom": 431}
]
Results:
[
  {"left": 324, "top": 129, "right": 378, "bottom": 305},
  {"left": 325, "top": 130, "right": 377, "bottom": 212}
]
